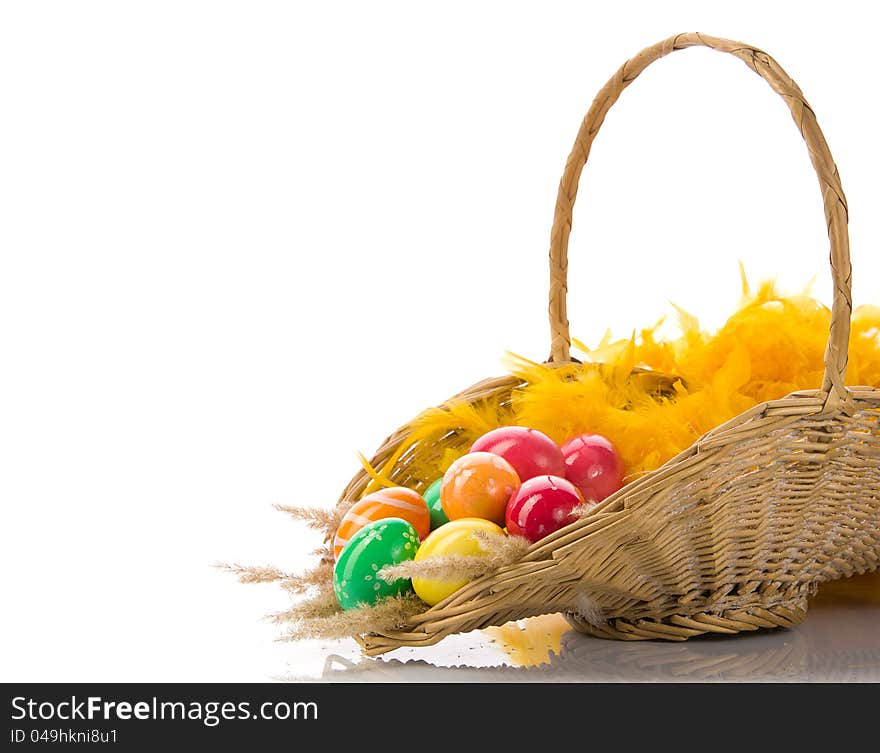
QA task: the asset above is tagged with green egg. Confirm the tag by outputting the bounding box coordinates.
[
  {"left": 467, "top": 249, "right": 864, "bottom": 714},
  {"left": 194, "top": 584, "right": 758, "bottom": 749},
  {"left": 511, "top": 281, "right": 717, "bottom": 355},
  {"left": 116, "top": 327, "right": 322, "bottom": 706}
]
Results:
[
  {"left": 424, "top": 478, "right": 449, "bottom": 530},
  {"left": 333, "top": 517, "right": 419, "bottom": 610}
]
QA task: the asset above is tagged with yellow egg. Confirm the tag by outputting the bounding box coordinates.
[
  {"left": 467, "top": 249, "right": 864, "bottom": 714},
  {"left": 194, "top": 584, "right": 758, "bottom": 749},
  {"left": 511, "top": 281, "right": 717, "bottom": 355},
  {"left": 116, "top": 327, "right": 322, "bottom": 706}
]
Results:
[{"left": 412, "top": 517, "right": 504, "bottom": 606}]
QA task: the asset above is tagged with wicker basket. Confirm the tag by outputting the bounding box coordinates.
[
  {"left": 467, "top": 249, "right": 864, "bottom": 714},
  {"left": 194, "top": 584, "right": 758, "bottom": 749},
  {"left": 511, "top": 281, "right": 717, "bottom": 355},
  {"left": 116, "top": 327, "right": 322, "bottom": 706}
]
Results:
[{"left": 334, "top": 32, "right": 880, "bottom": 656}]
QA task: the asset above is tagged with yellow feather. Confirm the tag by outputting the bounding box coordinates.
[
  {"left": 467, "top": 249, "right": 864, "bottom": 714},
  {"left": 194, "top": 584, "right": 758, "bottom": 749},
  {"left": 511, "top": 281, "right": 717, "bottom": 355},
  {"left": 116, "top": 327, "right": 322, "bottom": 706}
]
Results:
[
  {"left": 359, "top": 272, "right": 880, "bottom": 499},
  {"left": 356, "top": 452, "right": 397, "bottom": 490}
]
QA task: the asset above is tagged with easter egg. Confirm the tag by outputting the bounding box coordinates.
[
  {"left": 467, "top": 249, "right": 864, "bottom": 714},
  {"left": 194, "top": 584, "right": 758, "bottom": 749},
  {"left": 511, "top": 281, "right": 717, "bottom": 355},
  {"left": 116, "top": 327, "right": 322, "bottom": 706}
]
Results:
[
  {"left": 560, "top": 433, "right": 625, "bottom": 503},
  {"left": 469, "top": 426, "right": 565, "bottom": 482},
  {"left": 505, "top": 475, "right": 587, "bottom": 543},
  {"left": 423, "top": 478, "right": 448, "bottom": 530},
  {"left": 333, "top": 517, "right": 419, "bottom": 610},
  {"left": 412, "top": 518, "right": 504, "bottom": 606},
  {"left": 440, "top": 452, "right": 521, "bottom": 525},
  {"left": 333, "top": 486, "right": 430, "bottom": 559}
]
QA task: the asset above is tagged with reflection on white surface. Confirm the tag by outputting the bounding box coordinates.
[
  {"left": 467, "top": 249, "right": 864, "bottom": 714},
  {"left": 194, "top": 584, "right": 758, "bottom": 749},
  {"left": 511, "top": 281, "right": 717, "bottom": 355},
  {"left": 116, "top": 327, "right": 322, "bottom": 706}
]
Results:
[{"left": 278, "top": 572, "right": 880, "bottom": 682}]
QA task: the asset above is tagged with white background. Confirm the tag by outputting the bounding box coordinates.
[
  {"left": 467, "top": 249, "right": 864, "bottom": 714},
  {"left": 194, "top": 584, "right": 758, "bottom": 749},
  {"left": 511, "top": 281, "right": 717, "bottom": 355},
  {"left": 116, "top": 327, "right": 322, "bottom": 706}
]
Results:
[{"left": 2, "top": 1, "right": 878, "bottom": 681}]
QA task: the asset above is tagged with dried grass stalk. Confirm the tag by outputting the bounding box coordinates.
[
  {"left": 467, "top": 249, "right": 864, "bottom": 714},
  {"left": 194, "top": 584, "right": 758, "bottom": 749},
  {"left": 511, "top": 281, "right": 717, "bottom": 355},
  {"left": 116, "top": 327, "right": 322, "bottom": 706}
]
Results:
[
  {"left": 277, "top": 593, "right": 424, "bottom": 642},
  {"left": 216, "top": 563, "right": 293, "bottom": 584},
  {"left": 217, "top": 560, "right": 334, "bottom": 594},
  {"left": 272, "top": 503, "right": 340, "bottom": 533},
  {"left": 573, "top": 592, "right": 607, "bottom": 627},
  {"left": 377, "top": 531, "right": 531, "bottom": 583},
  {"left": 278, "top": 561, "right": 334, "bottom": 594},
  {"left": 269, "top": 587, "right": 339, "bottom": 624}
]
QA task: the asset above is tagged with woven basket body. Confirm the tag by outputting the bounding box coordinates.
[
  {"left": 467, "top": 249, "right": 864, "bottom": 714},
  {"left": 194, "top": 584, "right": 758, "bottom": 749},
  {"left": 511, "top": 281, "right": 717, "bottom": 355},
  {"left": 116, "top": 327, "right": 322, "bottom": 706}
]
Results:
[{"left": 333, "top": 33, "right": 880, "bottom": 656}]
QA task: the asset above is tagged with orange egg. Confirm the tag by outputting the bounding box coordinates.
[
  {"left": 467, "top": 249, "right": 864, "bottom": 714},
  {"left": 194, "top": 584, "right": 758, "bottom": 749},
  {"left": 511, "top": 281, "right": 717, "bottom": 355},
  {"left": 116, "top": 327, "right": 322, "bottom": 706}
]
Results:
[
  {"left": 333, "top": 487, "right": 430, "bottom": 559},
  {"left": 440, "top": 452, "right": 521, "bottom": 526}
]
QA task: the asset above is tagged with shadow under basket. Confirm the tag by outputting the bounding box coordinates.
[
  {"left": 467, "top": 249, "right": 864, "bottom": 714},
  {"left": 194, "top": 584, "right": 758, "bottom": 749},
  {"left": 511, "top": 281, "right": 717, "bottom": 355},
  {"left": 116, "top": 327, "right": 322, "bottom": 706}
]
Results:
[{"left": 331, "top": 33, "right": 880, "bottom": 657}]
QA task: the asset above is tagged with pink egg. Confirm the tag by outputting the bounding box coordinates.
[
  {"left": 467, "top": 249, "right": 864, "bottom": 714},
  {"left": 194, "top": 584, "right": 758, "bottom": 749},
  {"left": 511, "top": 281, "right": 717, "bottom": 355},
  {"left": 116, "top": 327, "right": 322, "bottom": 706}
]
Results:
[
  {"left": 560, "top": 433, "right": 625, "bottom": 503},
  {"left": 469, "top": 426, "right": 565, "bottom": 482},
  {"left": 505, "top": 475, "right": 588, "bottom": 543}
]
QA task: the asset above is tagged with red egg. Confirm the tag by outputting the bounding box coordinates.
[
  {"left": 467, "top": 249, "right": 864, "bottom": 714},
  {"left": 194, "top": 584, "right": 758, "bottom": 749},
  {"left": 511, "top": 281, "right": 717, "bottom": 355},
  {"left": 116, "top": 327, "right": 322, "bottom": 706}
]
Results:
[
  {"left": 469, "top": 426, "right": 565, "bottom": 482},
  {"left": 560, "top": 433, "right": 625, "bottom": 503},
  {"left": 505, "top": 475, "right": 587, "bottom": 543}
]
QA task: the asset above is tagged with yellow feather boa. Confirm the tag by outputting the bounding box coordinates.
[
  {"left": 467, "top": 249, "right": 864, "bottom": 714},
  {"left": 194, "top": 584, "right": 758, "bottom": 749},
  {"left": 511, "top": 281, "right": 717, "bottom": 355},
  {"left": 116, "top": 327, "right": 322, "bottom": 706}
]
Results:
[{"left": 371, "top": 271, "right": 880, "bottom": 492}]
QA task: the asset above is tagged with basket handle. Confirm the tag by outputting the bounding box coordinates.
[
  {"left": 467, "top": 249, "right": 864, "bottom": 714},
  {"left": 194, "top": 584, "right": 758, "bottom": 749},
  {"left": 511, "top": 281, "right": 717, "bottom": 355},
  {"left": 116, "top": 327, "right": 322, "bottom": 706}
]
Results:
[{"left": 547, "top": 32, "right": 852, "bottom": 409}]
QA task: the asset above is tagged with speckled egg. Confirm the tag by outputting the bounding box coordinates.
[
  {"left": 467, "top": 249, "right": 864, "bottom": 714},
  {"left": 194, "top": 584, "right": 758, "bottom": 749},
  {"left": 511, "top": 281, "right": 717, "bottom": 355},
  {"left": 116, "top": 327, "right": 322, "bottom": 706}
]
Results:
[
  {"left": 333, "top": 518, "right": 419, "bottom": 610},
  {"left": 440, "top": 452, "right": 520, "bottom": 526},
  {"left": 422, "top": 478, "right": 448, "bottom": 530},
  {"left": 333, "top": 486, "right": 430, "bottom": 559},
  {"left": 412, "top": 517, "right": 504, "bottom": 606}
]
